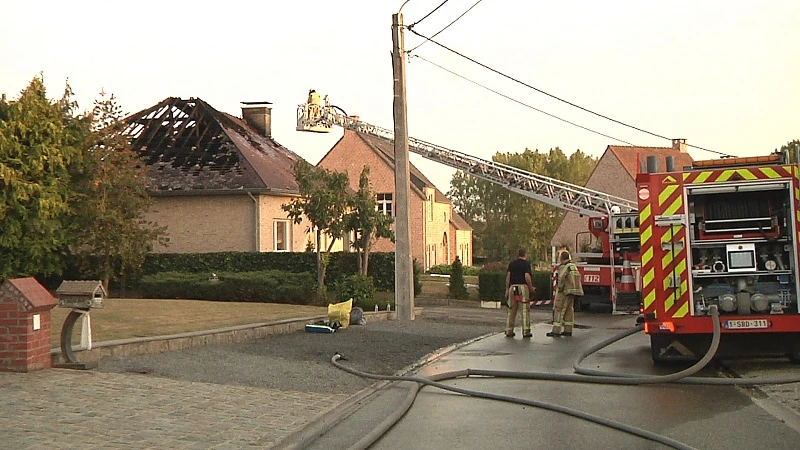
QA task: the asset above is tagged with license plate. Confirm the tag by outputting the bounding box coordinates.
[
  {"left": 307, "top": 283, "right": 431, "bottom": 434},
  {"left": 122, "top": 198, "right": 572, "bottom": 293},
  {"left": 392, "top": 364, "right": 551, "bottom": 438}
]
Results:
[
  {"left": 583, "top": 274, "right": 600, "bottom": 283},
  {"left": 724, "top": 319, "right": 769, "bottom": 329}
]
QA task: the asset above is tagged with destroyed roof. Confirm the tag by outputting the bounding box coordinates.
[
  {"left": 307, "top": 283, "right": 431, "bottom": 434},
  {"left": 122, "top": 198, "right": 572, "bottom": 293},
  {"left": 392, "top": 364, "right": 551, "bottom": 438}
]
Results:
[
  {"left": 123, "top": 97, "right": 303, "bottom": 193},
  {"left": 607, "top": 145, "right": 694, "bottom": 179},
  {"left": 352, "top": 131, "right": 451, "bottom": 203}
]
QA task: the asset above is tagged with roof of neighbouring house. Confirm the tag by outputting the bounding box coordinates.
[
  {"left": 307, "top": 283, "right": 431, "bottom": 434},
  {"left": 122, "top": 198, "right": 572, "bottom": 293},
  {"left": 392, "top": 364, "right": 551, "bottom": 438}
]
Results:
[
  {"left": 450, "top": 211, "right": 473, "bottom": 231},
  {"left": 606, "top": 145, "right": 695, "bottom": 179},
  {"left": 123, "top": 97, "right": 304, "bottom": 193},
  {"left": 349, "top": 131, "right": 451, "bottom": 202}
]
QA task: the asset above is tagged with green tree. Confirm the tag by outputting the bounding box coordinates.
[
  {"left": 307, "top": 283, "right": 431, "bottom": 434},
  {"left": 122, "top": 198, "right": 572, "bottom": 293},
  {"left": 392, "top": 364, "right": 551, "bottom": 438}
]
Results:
[
  {"left": 0, "top": 76, "right": 88, "bottom": 280},
  {"left": 449, "top": 147, "right": 596, "bottom": 265},
  {"left": 69, "top": 94, "right": 168, "bottom": 292},
  {"left": 779, "top": 139, "right": 800, "bottom": 163},
  {"left": 348, "top": 167, "right": 395, "bottom": 276},
  {"left": 448, "top": 256, "right": 468, "bottom": 299},
  {"left": 282, "top": 160, "right": 351, "bottom": 300}
]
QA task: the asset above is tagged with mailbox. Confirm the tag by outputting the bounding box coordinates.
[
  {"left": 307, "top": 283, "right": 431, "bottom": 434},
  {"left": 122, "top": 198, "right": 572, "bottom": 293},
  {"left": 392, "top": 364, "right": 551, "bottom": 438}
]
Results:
[{"left": 56, "top": 280, "right": 106, "bottom": 309}]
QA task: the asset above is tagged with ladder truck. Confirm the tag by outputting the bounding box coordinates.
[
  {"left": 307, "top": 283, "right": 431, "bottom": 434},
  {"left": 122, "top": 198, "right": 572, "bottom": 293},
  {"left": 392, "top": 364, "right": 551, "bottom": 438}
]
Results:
[{"left": 296, "top": 96, "right": 642, "bottom": 314}]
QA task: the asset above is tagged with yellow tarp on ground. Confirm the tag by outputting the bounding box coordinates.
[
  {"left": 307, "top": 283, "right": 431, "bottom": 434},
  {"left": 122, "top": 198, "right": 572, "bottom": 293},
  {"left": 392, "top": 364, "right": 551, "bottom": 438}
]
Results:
[{"left": 327, "top": 299, "right": 353, "bottom": 329}]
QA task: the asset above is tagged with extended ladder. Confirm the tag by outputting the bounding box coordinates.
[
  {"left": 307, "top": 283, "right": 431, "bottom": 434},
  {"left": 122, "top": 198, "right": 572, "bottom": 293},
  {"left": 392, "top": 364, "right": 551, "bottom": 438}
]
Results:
[{"left": 297, "top": 104, "right": 637, "bottom": 217}]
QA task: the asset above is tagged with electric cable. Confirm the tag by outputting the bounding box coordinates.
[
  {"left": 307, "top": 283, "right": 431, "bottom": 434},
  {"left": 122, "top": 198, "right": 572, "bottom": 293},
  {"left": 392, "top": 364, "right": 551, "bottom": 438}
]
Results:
[
  {"left": 408, "top": 0, "right": 451, "bottom": 29},
  {"left": 407, "top": 28, "right": 733, "bottom": 157},
  {"left": 407, "top": 0, "right": 484, "bottom": 53},
  {"left": 411, "top": 54, "right": 637, "bottom": 146}
]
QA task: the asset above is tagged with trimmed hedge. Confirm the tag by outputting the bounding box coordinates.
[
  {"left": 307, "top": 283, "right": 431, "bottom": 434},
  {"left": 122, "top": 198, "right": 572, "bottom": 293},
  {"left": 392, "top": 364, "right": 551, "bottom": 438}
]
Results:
[
  {"left": 334, "top": 274, "right": 376, "bottom": 308},
  {"left": 141, "top": 252, "right": 398, "bottom": 291},
  {"left": 478, "top": 261, "right": 552, "bottom": 301},
  {"left": 138, "top": 270, "right": 317, "bottom": 304},
  {"left": 428, "top": 264, "right": 480, "bottom": 277}
]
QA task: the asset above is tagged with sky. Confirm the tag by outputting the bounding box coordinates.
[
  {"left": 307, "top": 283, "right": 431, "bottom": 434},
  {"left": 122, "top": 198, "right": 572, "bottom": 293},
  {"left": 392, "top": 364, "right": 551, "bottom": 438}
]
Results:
[{"left": 2, "top": 0, "right": 799, "bottom": 194}]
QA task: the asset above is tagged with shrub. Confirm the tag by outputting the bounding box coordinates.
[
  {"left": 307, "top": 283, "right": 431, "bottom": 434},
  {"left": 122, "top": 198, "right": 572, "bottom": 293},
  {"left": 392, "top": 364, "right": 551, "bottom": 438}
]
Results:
[
  {"left": 532, "top": 270, "right": 553, "bottom": 300},
  {"left": 334, "top": 274, "right": 376, "bottom": 307},
  {"left": 428, "top": 263, "right": 480, "bottom": 276},
  {"left": 448, "top": 258, "right": 468, "bottom": 299},
  {"left": 478, "top": 262, "right": 506, "bottom": 301},
  {"left": 413, "top": 258, "right": 423, "bottom": 296},
  {"left": 138, "top": 270, "right": 317, "bottom": 304}
]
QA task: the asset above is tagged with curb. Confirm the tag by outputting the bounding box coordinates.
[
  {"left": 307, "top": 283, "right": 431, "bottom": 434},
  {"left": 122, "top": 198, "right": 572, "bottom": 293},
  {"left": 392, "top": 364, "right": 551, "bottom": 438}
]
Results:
[
  {"left": 50, "top": 310, "right": 398, "bottom": 365},
  {"left": 719, "top": 361, "right": 800, "bottom": 434}
]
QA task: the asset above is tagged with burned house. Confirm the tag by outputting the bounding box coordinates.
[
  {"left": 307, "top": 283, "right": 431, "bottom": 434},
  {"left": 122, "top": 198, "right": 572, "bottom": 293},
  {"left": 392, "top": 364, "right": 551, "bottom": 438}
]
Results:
[{"left": 125, "top": 97, "right": 310, "bottom": 253}]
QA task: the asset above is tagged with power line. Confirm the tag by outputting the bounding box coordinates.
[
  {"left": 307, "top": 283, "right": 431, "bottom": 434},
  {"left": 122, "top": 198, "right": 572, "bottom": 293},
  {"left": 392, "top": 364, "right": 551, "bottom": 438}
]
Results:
[
  {"left": 411, "top": 54, "right": 637, "bottom": 146},
  {"left": 407, "top": 0, "right": 484, "bottom": 53},
  {"left": 407, "top": 28, "right": 732, "bottom": 156},
  {"left": 408, "top": 0, "right": 451, "bottom": 29}
]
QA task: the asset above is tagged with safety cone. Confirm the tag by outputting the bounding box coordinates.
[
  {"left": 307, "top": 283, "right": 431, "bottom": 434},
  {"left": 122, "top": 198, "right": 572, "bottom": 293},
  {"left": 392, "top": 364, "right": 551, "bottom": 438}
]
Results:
[{"left": 620, "top": 258, "right": 635, "bottom": 292}]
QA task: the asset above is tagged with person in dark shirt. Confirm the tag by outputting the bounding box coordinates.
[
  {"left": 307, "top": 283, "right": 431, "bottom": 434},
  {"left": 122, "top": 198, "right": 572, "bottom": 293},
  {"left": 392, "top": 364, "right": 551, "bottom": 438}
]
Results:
[{"left": 505, "top": 248, "right": 536, "bottom": 338}]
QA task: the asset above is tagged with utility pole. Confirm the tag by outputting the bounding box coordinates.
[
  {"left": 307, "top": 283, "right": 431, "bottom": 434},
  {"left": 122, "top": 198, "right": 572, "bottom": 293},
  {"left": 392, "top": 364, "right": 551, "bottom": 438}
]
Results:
[{"left": 392, "top": 12, "right": 415, "bottom": 321}]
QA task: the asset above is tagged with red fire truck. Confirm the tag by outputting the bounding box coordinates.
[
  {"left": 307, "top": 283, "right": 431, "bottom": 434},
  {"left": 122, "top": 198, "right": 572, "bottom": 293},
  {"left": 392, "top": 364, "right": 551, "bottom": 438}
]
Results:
[{"left": 636, "top": 152, "right": 800, "bottom": 362}]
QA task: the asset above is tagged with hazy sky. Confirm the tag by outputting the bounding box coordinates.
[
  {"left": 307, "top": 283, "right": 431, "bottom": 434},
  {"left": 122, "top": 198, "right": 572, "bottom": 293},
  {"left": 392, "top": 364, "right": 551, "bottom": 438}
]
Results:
[{"left": 2, "top": 0, "right": 798, "bottom": 193}]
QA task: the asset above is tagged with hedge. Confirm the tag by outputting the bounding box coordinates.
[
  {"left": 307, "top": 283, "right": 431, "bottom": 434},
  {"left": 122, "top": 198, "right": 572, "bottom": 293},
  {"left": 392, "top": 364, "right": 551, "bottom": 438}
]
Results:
[
  {"left": 428, "top": 264, "right": 480, "bottom": 277},
  {"left": 141, "top": 251, "right": 398, "bottom": 291},
  {"left": 138, "top": 270, "right": 318, "bottom": 304},
  {"left": 478, "top": 262, "right": 552, "bottom": 301}
]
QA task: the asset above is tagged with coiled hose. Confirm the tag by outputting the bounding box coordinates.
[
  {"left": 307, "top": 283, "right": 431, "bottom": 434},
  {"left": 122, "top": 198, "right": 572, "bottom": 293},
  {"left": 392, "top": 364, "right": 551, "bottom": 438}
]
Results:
[{"left": 327, "top": 305, "right": 800, "bottom": 449}]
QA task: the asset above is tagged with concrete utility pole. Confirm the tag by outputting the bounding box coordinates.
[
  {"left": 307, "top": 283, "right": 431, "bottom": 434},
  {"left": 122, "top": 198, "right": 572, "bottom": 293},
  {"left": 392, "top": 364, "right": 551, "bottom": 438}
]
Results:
[{"left": 391, "top": 11, "right": 415, "bottom": 321}]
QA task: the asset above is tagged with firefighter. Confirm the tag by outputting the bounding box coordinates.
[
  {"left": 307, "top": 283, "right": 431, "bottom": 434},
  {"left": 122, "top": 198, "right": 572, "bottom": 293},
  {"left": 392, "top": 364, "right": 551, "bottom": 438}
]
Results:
[
  {"left": 548, "top": 250, "right": 583, "bottom": 337},
  {"left": 307, "top": 89, "right": 321, "bottom": 122},
  {"left": 505, "top": 248, "right": 536, "bottom": 338}
]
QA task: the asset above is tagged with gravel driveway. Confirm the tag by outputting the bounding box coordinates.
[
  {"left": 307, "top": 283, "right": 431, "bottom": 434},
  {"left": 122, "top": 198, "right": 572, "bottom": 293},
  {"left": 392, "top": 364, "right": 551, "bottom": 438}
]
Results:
[{"left": 97, "top": 308, "right": 505, "bottom": 394}]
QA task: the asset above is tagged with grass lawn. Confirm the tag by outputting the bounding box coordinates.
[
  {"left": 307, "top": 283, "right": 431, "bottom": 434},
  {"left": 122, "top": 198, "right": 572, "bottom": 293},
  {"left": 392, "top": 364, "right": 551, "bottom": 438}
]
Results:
[
  {"left": 48, "top": 276, "right": 475, "bottom": 348},
  {"left": 50, "top": 299, "right": 327, "bottom": 348}
]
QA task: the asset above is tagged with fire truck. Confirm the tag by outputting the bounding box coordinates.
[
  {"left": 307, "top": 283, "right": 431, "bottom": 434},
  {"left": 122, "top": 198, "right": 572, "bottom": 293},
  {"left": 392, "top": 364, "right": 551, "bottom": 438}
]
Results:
[
  {"left": 636, "top": 152, "right": 800, "bottom": 362},
  {"left": 295, "top": 95, "right": 642, "bottom": 314}
]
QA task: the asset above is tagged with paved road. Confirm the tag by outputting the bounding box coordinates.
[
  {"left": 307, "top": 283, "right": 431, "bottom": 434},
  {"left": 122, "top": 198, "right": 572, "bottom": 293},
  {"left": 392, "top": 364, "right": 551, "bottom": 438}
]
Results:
[
  {"left": 1, "top": 306, "right": 798, "bottom": 449},
  {"left": 305, "top": 315, "right": 800, "bottom": 450}
]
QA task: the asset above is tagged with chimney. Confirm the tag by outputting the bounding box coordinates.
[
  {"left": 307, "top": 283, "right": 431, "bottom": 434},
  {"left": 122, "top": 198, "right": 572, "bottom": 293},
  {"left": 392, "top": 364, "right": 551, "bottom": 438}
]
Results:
[
  {"left": 672, "top": 138, "right": 687, "bottom": 153},
  {"left": 241, "top": 101, "right": 272, "bottom": 137}
]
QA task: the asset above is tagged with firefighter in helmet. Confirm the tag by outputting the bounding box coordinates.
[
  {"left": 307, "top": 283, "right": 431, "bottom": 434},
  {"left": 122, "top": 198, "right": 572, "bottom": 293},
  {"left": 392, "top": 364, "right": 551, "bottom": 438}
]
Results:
[
  {"left": 307, "top": 89, "right": 321, "bottom": 122},
  {"left": 548, "top": 250, "right": 583, "bottom": 337}
]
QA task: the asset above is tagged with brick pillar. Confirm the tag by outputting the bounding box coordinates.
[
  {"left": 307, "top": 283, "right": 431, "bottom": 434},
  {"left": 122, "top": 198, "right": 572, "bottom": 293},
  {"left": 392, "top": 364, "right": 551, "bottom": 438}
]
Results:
[{"left": 0, "top": 278, "right": 58, "bottom": 372}]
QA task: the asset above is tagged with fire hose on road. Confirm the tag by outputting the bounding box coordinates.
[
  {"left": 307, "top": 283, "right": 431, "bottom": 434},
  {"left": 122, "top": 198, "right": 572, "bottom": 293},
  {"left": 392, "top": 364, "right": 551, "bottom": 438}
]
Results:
[{"left": 324, "top": 305, "right": 800, "bottom": 450}]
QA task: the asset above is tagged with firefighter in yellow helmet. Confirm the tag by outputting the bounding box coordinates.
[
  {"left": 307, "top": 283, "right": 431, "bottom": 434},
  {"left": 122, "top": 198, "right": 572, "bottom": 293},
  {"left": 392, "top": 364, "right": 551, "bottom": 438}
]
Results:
[
  {"left": 307, "top": 89, "right": 321, "bottom": 122},
  {"left": 547, "top": 250, "right": 583, "bottom": 337}
]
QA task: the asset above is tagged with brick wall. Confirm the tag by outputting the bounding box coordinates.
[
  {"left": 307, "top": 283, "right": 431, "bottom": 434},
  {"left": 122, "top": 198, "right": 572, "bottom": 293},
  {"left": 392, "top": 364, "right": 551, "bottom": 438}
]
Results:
[
  {"left": 319, "top": 131, "right": 427, "bottom": 265},
  {"left": 0, "top": 281, "right": 55, "bottom": 372},
  {"left": 550, "top": 151, "right": 635, "bottom": 252},
  {"left": 146, "top": 193, "right": 308, "bottom": 254}
]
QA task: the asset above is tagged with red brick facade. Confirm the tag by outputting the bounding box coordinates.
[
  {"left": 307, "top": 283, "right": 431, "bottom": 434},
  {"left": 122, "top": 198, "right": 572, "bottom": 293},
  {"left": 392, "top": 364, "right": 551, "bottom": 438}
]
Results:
[
  {"left": 318, "top": 130, "right": 472, "bottom": 269},
  {"left": 0, "top": 278, "right": 58, "bottom": 372}
]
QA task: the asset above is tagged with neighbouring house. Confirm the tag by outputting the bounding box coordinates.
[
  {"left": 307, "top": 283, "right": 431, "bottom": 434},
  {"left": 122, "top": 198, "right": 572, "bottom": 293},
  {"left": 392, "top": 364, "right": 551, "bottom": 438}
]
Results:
[
  {"left": 317, "top": 129, "right": 473, "bottom": 269},
  {"left": 551, "top": 139, "right": 694, "bottom": 254},
  {"left": 124, "top": 97, "right": 310, "bottom": 254}
]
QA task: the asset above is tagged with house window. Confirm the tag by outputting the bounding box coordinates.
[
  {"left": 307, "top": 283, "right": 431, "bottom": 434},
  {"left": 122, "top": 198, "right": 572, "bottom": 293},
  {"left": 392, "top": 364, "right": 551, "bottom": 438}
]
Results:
[
  {"left": 377, "top": 193, "right": 393, "bottom": 216},
  {"left": 427, "top": 194, "right": 433, "bottom": 221},
  {"left": 274, "top": 220, "right": 290, "bottom": 251}
]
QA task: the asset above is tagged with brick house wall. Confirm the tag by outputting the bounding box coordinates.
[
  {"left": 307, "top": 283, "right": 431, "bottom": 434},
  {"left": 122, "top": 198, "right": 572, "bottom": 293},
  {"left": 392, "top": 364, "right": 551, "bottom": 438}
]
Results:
[
  {"left": 319, "top": 130, "right": 467, "bottom": 270},
  {"left": 146, "top": 193, "right": 308, "bottom": 253},
  {"left": 551, "top": 153, "right": 634, "bottom": 252}
]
